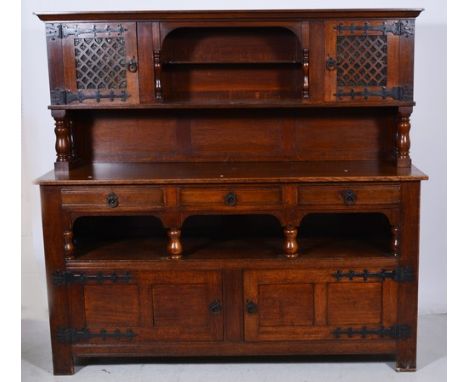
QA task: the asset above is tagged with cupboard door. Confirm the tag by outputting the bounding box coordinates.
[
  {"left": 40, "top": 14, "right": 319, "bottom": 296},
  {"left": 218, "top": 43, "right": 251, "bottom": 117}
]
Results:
[
  {"left": 244, "top": 269, "right": 398, "bottom": 341},
  {"left": 150, "top": 271, "right": 224, "bottom": 341},
  {"left": 66, "top": 270, "right": 223, "bottom": 343},
  {"left": 324, "top": 19, "right": 414, "bottom": 103},
  {"left": 58, "top": 22, "right": 139, "bottom": 105}
]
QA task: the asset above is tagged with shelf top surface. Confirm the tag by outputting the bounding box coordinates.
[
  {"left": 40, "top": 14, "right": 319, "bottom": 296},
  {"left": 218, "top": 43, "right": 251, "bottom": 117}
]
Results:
[
  {"left": 36, "top": 9, "right": 423, "bottom": 22},
  {"left": 37, "top": 161, "right": 428, "bottom": 185},
  {"left": 48, "top": 101, "right": 416, "bottom": 111}
]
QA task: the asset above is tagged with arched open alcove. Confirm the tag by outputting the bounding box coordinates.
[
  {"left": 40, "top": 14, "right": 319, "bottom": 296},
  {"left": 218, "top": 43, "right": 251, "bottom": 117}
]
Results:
[
  {"left": 71, "top": 215, "right": 166, "bottom": 259},
  {"left": 159, "top": 27, "right": 304, "bottom": 101},
  {"left": 298, "top": 212, "right": 394, "bottom": 257},
  {"left": 180, "top": 214, "right": 283, "bottom": 257}
]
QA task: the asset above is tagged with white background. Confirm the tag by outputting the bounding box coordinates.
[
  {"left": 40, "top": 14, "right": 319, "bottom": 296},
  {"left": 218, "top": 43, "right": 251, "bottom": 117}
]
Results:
[{"left": 21, "top": 0, "right": 447, "bottom": 319}]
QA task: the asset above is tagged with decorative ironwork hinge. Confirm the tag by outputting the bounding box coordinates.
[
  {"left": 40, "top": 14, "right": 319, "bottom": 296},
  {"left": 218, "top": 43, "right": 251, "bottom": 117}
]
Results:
[
  {"left": 46, "top": 23, "right": 127, "bottom": 39},
  {"left": 335, "top": 20, "right": 415, "bottom": 37},
  {"left": 332, "top": 324, "right": 411, "bottom": 340},
  {"left": 50, "top": 89, "right": 129, "bottom": 105},
  {"left": 333, "top": 266, "right": 414, "bottom": 282},
  {"left": 335, "top": 86, "right": 413, "bottom": 101},
  {"left": 53, "top": 271, "right": 132, "bottom": 286},
  {"left": 46, "top": 24, "right": 63, "bottom": 40},
  {"left": 57, "top": 327, "right": 136, "bottom": 344}
]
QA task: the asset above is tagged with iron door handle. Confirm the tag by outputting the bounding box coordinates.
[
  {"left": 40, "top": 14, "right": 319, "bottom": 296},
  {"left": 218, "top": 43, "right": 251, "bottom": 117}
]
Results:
[
  {"left": 246, "top": 300, "right": 258, "bottom": 314},
  {"left": 127, "top": 57, "right": 138, "bottom": 73},
  {"left": 208, "top": 300, "right": 222, "bottom": 314}
]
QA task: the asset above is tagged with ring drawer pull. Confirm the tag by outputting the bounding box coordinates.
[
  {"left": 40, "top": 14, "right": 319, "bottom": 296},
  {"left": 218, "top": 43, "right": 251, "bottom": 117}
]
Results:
[
  {"left": 326, "top": 56, "right": 337, "bottom": 71},
  {"left": 106, "top": 192, "right": 119, "bottom": 208},
  {"left": 127, "top": 57, "right": 138, "bottom": 73},
  {"left": 340, "top": 189, "right": 357, "bottom": 205},
  {"left": 224, "top": 192, "right": 237, "bottom": 207}
]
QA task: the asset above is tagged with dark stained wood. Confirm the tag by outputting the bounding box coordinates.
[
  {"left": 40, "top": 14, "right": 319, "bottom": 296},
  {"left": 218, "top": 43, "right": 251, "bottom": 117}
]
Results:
[
  {"left": 40, "top": 187, "right": 75, "bottom": 375},
  {"left": 36, "top": 9, "right": 425, "bottom": 374},
  {"left": 137, "top": 22, "right": 156, "bottom": 103},
  {"left": 222, "top": 270, "right": 244, "bottom": 342},
  {"left": 327, "top": 283, "right": 383, "bottom": 325},
  {"left": 35, "top": 9, "right": 423, "bottom": 22},
  {"left": 83, "top": 284, "right": 140, "bottom": 327},
  {"left": 36, "top": 161, "right": 428, "bottom": 185},
  {"left": 396, "top": 182, "right": 421, "bottom": 371}
]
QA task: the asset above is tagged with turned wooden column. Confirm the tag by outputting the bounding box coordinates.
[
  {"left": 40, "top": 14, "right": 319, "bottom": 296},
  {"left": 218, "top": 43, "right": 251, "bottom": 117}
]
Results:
[
  {"left": 283, "top": 225, "right": 299, "bottom": 258},
  {"left": 52, "top": 110, "right": 73, "bottom": 173},
  {"left": 302, "top": 48, "right": 309, "bottom": 99},
  {"left": 391, "top": 225, "right": 400, "bottom": 257},
  {"left": 167, "top": 228, "right": 182, "bottom": 259},
  {"left": 63, "top": 230, "right": 75, "bottom": 260},
  {"left": 396, "top": 107, "right": 412, "bottom": 168},
  {"left": 154, "top": 49, "right": 162, "bottom": 100}
]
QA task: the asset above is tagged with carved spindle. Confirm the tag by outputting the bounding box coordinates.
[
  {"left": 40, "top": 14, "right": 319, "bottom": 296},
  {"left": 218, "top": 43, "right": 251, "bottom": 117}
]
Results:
[
  {"left": 167, "top": 229, "right": 182, "bottom": 259},
  {"left": 391, "top": 226, "right": 400, "bottom": 257},
  {"left": 302, "top": 48, "right": 309, "bottom": 99},
  {"left": 397, "top": 109, "right": 412, "bottom": 167},
  {"left": 283, "top": 225, "right": 299, "bottom": 258},
  {"left": 68, "top": 117, "right": 76, "bottom": 161},
  {"left": 154, "top": 49, "right": 162, "bottom": 100},
  {"left": 53, "top": 111, "right": 71, "bottom": 163},
  {"left": 63, "top": 230, "right": 75, "bottom": 259}
]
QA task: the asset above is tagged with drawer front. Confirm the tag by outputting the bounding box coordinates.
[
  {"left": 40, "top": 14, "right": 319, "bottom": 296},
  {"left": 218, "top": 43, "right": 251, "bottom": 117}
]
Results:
[
  {"left": 180, "top": 187, "right": 282, "bottom": 208},
  {"left": 298, "top": 184, "right": 400, "bottom": 207},
  {"left": 61, "top": 187, "right": 164, "bottom": 209}
]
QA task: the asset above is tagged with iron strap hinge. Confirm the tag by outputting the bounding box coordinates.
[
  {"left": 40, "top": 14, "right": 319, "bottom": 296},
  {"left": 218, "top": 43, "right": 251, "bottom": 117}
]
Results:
[
  {"left": 57, "top": 328, "right": 136, "bottom": 344},
  {"left": 332, "top": 324, "right": 411, "bottom": 340},
  {"left": 333, "top": 266, "right": 414, "bottom": 282},
  {"left": 46, "top": 23, "right": 127, "bottom": 39},
  {"left": 50, "top": 89, "right": 129, "bottom": 105},
  {"left": 334, "top": 86, "right": 413, "bottom": 101},
  {"left": 335, "top": 20, "right": 415, "bottom": 37},
  {"left": 53, "top": 271, "right": 132, "bottom": 286}
]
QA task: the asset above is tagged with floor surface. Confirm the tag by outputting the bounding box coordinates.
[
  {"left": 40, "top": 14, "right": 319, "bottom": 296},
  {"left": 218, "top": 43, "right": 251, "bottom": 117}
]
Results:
[{"left": 21, "top": 313, "right": 446, "bottom": 382}]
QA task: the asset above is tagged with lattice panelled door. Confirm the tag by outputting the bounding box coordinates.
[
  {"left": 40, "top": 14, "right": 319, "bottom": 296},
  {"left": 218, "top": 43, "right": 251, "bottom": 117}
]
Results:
[
  {"left": 59, "top": 23, "right": 140, "bottom": 105},
  {"left": 324, "top": 20, "right": 414, "bottom": 101}
]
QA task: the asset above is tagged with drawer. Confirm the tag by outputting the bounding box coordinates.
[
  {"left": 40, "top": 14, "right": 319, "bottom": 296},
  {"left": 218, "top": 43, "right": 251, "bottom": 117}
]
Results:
[
  {"left": 180, "top": 187, "right": 282, "bottom": 207},
  {"left": 61, "top": 186, "right": 164, "bottom": 209},
  {"left": 298, "top": 184, "right": 400, "bottom": 206}
]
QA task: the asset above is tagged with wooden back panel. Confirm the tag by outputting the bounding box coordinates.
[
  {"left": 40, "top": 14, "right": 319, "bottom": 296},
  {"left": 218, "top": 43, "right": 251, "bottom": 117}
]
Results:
[{"left": 73, "top": 107, "right": 396, "bottom": 163}]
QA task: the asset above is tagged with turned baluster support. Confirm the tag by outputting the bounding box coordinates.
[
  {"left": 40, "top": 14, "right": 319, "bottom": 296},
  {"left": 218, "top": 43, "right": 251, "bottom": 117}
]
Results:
[
  {"left": 63, "top": 230, "right": 75, "bottom": 260},
  {"left": 391, "top": 225, "right": 400, "bottom": 257},
  {"left": 68, "top": 117, "right": 77, "bottom": 161},
  {"left": 283, "top": 225, "right": 299, "bottom": 258},
  {"left": 167, "top": 228, "right": 183, "bottom": 259},
  {"left": 302, "top": 48, "right": 309, "bottom": 99},
  {"left": 396, "top": 107, "right": 412, "bottom": 168},
  {"left": 154, "top": 49, "right": 162, "bottom": 100},
  {"left": 52, "top": 110, "right": 75, "bottom": 173}
]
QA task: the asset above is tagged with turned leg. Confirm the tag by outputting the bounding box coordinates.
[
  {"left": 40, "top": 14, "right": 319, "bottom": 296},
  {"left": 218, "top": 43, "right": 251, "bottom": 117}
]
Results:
[
  {"left": 283, "top": 225, "right": 299, "bottom": 258},
  {"left": 396, "top": 107, "right": 412, "bottom": 168},
  {"left": 167, "top": 228, "right": 183, "bottom": 259},
  {"left": 391, "top": 226, "right": 400, "bottom": 257}
]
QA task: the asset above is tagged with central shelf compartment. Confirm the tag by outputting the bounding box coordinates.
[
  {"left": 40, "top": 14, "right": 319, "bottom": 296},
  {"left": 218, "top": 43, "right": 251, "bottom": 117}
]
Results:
[
  {"left": 160, "top": 26, "right": 304, "bottom": 102},
  {"left": 69, "top": 213, "right": 394, "bottom": 263}
]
